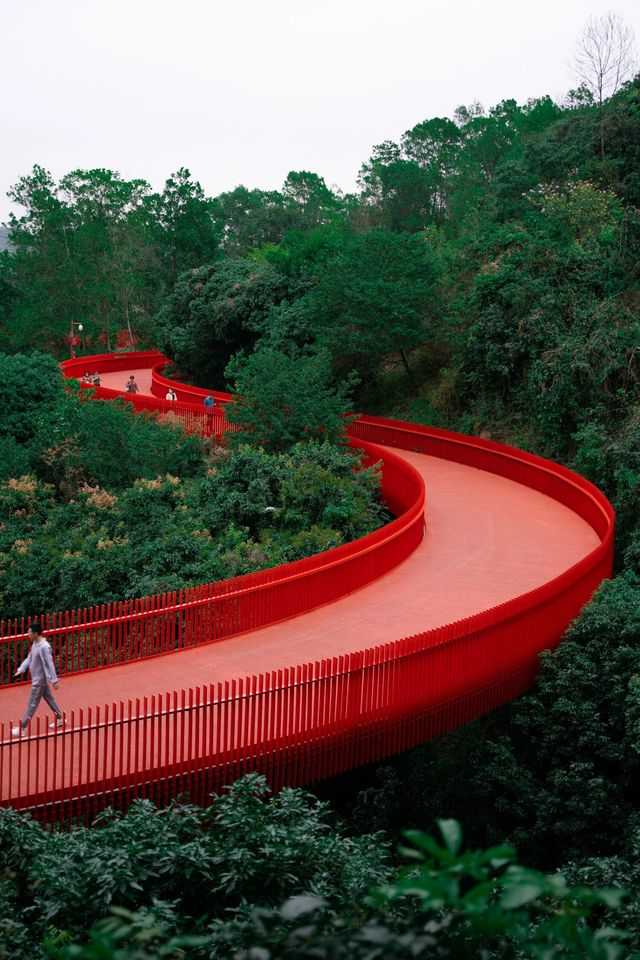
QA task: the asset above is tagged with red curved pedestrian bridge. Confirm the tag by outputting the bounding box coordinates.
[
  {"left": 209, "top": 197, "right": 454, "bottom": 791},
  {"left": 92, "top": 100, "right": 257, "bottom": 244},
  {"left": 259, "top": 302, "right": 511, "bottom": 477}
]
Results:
[{"left": 0, "top": 351, "right": 613, "bottom": 824}]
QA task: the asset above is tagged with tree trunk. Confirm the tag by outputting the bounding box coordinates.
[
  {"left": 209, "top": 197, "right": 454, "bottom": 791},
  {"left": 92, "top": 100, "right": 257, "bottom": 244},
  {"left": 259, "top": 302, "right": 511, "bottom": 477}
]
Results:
[
  {"left": 102, "top": 300, "right": 111, "bottom": 352},
  {"left": 599, "top": 99, "right": 605, "bottom": 163},
  {"left": 399, "top": 349, "right": 414, "bottom": 384},
  {"left": 124, "top": 296, "right": 135, "bottom": 348}
]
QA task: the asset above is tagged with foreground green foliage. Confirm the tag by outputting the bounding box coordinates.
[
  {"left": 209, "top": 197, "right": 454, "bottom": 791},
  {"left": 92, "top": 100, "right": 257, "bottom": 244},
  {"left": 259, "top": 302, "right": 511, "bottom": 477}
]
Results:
[
  {"left": 0, "top": 776, "right": 632, "bottom": 960},
  {"left": 0, "top": 776, "right": 387, "bottom": 959}
]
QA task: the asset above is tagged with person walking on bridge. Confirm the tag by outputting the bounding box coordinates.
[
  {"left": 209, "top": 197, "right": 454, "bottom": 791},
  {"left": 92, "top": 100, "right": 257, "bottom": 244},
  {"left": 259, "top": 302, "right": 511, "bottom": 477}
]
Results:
[
  {"left": 126, "top": 375, "right": 139, "bottom": 393},
  {"left": 11, "top": 620, "right": 64, "bottom": 736}
]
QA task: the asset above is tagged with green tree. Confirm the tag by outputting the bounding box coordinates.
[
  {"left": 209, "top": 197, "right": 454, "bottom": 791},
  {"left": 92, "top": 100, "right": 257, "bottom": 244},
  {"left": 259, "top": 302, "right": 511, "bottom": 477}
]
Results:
[
  {"left": 4, "top": 166, "right": 160, "bottom": 353},
  {"left": 0, "top": 350, "right": 64, "bottom": 445},
  {"left": 154, "top": 257, "right": 301, "bottom": 387},
  {"left": 458, "top": 179, "right": 636, "bottom": 455},
  {"left": 212, "top": 174, "right": 346, "bottom": 259},
  {"left": 603, "top": 76, "right": 640, "bottom": 205},
  {"left": 0, "top": 251, "right": 18, "bottom": 349},
  {"left": 4, "top": 165, "right": 78, "bottom": 350},
  {"left": 309, "top": 228, "right": 441, "bottom": 383},
  {"left": 149, "top": 167, "right": 223, "bottom": 286},
  {"left": 212, "top": 185, "right": 294, "bottom": 257},
  {"left": 357, "top": 140, "right": 438, "bottom": 232},
  {"left": 57, "top": 168, "right": 156, "bottom": 351},
  {"left": 225, "top": 348, "right": 357, "bottom": 451},
  {"left": 281, "top": 170, "right": 346, "bottom": 229}
]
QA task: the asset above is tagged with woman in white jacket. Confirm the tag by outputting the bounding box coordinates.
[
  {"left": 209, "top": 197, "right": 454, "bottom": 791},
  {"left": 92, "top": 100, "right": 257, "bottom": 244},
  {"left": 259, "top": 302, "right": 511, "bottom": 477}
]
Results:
[{"left": 11, "top": 620, "right": 64, "bottom": 736}]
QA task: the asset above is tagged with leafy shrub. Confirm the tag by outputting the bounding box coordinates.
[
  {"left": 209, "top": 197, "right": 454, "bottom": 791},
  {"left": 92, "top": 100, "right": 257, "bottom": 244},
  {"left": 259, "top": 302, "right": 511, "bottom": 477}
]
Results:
[
  {"left": 21, "top": 810, "right": 632, "bottom": 960},
  {"left": 0, "top": 351, "right": 65, "bottom": 445},
  {"left": 0, "top": 775, "right": 389, "bottom": 959}
]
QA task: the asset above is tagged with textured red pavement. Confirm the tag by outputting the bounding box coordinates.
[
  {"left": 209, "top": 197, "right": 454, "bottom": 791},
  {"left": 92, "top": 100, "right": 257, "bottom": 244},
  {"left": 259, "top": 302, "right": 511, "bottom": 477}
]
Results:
[
  {"left": 99, "top": 368, "right": 154, "bottom": 394},
  {"left": 1, "top": 440, "right": 599, "bottom": 729}
]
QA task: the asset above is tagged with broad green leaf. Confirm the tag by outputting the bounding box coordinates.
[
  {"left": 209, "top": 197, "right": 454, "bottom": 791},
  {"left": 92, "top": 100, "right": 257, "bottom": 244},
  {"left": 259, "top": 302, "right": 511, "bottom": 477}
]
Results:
[
  {"left": 437, "top": 819, "right": 463, "bottom": 855},
  {"left": 280, "top": 895, "right": 327, "bottom": 921}
]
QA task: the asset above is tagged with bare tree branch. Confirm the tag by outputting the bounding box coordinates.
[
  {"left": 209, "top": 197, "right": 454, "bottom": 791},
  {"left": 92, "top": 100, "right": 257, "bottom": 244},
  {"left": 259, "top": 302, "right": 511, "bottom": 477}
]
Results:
[{"left": 571, "top": 12, "right": 637, "bottom": 160}]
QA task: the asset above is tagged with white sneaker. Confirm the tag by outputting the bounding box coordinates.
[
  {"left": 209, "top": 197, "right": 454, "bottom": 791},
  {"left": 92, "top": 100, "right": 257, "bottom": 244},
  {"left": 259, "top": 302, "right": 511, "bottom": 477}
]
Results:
[
  {"left": 49, "top": 718, "right": 65, "bottom": 729},
  {"left": 11, "top": 726, "right": 21, "bottom": 737}
]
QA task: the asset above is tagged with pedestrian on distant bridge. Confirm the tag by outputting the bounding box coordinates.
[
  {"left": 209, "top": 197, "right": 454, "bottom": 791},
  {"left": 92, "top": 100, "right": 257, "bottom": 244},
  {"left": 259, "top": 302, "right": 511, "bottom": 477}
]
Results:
[
  {"left": 11, "top": 620, "right": 64, "bottom": 736},
  {"left": 125, "top": 375, "right": 139, "bottom": 393}
]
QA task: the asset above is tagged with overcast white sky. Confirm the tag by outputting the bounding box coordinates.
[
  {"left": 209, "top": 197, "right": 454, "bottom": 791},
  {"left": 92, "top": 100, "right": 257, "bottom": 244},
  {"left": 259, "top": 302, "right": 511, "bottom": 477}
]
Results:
[{"left": 1, "top": 0, "right": 639, "bottom": 222}]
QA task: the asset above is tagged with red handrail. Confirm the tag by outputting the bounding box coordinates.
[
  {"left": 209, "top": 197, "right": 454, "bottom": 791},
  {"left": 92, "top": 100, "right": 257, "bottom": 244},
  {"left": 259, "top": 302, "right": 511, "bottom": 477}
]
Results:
[{"left": 150, "top": 358, "right": 232, "bottom": 405}]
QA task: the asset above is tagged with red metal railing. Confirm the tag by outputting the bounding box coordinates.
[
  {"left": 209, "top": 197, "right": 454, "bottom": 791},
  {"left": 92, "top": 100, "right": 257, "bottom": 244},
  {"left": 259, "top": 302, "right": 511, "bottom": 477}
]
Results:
[
  {"left": 61, "top": 352, "right": 231, "bottom": 438},
  {"left": 61, "top": 352, "right": 232, "bottom": 407},
  {"left": 61, "top": 350, "right": 165, "bottom": 377},
  {"left": 91, "top": 387, "right": 228, "bottom": 438},
  {"left": 0, "top": 353, "right": 614, "bottom": 824},
  {"left": 149, "top": 358, "right": 232, "bottom": 405}
]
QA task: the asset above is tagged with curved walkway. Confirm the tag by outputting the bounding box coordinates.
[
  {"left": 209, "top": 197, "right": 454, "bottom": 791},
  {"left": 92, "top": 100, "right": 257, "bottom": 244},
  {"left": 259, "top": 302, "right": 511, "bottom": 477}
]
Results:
[
  {"left": 0, "top": 449, "right": 599, "bottom": 719},
  {"left": 0, "top": 354, "right": 612, "bottom": 819}
]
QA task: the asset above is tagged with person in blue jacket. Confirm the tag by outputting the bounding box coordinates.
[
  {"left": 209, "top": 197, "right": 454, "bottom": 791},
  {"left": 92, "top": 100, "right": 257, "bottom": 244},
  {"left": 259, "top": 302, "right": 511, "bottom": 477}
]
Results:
[{"left": 11, "top": 620, "right": 64, "bottom": 735}]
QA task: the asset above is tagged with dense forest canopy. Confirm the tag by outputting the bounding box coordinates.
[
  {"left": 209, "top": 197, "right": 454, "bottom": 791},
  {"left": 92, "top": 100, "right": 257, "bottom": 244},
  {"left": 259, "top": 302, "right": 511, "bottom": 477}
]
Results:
[
  {"left": 2, "top": 49, "right": 640, "bottom": 958},
  {"left": 2, "top": 76, "right": 639, "bottom": 447}
]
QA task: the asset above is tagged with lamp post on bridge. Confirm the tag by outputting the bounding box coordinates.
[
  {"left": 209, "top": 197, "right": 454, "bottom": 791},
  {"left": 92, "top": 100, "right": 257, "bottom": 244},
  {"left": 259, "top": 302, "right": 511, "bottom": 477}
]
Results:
[{"left": 69, "top": 321, "right": 83, "bottom": 360}]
